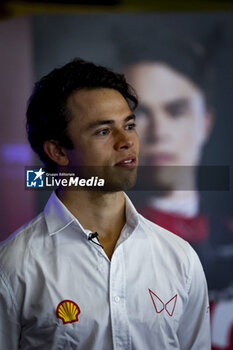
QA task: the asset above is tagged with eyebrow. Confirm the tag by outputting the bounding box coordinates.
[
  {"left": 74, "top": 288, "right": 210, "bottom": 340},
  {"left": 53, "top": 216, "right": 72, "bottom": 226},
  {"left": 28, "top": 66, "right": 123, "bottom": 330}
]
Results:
[
  {"left": 164, "top": 98, "right": 190, "bottom": 108},
  {"left": 86, "top": 114, "right": 136, "bottom": 130},
  {"left": 137, "top": 98, "right": 190, "bottom": 115}
]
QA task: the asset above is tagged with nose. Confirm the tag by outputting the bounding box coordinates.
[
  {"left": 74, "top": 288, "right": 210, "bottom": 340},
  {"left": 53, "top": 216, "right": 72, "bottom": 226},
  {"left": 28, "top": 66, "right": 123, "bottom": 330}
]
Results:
[
  {"left": 146, "top": 111, "right": 171, "bottom": 144},
  {"left": 114, "top": 129, "right": 134, "bottom": 151}
]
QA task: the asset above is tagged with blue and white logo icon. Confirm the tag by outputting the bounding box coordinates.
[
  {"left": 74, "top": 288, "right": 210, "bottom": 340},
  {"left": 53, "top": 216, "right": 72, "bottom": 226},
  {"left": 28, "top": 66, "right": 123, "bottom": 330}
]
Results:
[{"left": 26, "top": 168, "right": 45, "bottom": 188}]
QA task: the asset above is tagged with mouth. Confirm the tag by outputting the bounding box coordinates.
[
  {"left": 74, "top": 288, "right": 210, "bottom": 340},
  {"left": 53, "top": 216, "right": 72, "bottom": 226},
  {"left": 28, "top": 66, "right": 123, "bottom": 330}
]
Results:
[
  {"left": 145, "top": 153, "right": 176, "bottom": 166},
  {"left": 115, "top": 157, "right": 137, "bottom": 168}
]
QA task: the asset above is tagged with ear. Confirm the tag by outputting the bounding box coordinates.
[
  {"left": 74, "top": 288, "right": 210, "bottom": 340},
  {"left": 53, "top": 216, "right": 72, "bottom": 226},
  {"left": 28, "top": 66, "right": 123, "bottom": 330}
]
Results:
[
  {"left": 43, "top": 140, "right": 69, "bottom": 166},
  {"left": 203, "top": 108, "right": 215, "bottom": 144}
]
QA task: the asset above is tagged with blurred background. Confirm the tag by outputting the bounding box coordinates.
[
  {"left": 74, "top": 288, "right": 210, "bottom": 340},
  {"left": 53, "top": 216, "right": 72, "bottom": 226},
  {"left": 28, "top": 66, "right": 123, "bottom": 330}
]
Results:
[{"left": 0, "top": 1, "right": 233, "bottom": 349}]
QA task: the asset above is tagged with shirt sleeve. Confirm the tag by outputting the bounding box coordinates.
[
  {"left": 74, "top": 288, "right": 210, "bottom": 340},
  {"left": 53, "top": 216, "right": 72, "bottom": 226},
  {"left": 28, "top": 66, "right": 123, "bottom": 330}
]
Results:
[
  {"left": 177, "top": 244, "right": 211, "bottom": 350},
  {"left": 0, "top": 269, "right": 21, "bottom": 349}
]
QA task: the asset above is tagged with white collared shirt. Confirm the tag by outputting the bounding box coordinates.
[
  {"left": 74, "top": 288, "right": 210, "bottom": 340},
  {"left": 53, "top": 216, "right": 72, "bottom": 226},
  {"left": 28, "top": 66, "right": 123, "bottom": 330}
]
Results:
[{"left": 0, "top": 192, "right": 210, "bottom": 350}]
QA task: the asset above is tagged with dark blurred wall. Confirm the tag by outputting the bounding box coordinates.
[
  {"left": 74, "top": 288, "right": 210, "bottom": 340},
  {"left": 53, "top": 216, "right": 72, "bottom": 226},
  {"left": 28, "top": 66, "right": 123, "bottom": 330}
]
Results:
[{"left": 0, "top": 16, "right": 36, "bottom": 240}]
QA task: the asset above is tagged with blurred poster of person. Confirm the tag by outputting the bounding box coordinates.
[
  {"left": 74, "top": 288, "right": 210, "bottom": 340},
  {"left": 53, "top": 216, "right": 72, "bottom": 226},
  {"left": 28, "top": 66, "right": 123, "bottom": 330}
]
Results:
[{"left": 122, "top": 30, "right": 233, "bottom": 349}]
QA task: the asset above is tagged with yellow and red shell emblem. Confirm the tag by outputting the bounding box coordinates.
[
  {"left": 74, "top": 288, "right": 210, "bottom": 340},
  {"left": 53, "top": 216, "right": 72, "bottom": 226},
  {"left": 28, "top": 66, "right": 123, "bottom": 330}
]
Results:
[{"left": 56, "top": 300, "right": 81, "bottom": 324}]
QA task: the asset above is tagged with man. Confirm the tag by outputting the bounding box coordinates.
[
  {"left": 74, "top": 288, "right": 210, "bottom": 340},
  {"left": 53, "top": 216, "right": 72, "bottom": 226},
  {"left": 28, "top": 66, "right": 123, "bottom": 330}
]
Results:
[
  {"left": 123, "top": 41, "right": 233, "bottom": 349},
  {"left": 0, "top": 58, "right": 210, "bottom": 349}
]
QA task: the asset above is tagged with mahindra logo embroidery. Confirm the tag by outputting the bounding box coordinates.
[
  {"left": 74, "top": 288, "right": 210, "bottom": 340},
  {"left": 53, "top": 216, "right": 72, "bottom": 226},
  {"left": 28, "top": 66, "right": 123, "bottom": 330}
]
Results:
[{"left": 148, "top": 288, "right": 178, "bottom": 316}]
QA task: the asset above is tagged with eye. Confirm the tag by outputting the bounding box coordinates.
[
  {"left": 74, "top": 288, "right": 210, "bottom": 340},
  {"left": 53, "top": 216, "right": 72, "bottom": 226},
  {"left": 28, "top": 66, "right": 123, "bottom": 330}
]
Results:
[
  {"left": 166, "top": 101, "right": 190, "bottom": 118},
  {"left": 135, "top": 106, "right": 150, "bottom": 120},
  {"left": 125, "top": 123, "right": 137, "bottom": 130},
  {"left": 95, "top": 128, "right": 110, "bottom": 136}
]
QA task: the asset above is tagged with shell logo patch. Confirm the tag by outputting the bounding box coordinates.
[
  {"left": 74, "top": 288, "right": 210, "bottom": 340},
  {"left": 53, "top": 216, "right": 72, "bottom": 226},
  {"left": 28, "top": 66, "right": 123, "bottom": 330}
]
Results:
[{"left": 56, "top": 300, "right": 81, "bottom": 324}]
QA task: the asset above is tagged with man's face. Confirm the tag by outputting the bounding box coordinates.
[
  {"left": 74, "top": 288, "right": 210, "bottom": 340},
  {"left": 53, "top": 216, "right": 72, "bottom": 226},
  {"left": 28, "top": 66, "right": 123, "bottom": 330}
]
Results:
[
  {"left": 65, "top": 88, "right": 139, "bottom": 191},
  {"left": 126, "top": 62, "right": 212, "bottom": 168}
]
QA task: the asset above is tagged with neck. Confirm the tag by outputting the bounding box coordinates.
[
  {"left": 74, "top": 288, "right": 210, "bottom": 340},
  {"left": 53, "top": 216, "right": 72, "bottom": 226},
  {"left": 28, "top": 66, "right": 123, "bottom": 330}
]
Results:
[
  {"left": 161, "top": 190, "right": 198, "bottom": 200},
  {"left": 150, "top": 190, "right": 199, "bottom": 218},
  {"left": 57, "top": 188, "right": 126, "bottom": 258}
]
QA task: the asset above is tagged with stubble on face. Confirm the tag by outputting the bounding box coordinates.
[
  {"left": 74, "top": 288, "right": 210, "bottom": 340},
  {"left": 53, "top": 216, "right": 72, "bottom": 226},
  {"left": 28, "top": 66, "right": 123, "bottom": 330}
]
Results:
[{"left": 99, "top": 166, "right": 138, "bottom": 192}]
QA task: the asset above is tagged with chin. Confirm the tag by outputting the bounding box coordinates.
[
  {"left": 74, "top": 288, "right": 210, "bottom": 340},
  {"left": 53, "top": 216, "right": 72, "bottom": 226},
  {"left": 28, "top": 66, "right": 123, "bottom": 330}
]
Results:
[{"left": 101, "top": 172, "right": 138, "bottom": 192}]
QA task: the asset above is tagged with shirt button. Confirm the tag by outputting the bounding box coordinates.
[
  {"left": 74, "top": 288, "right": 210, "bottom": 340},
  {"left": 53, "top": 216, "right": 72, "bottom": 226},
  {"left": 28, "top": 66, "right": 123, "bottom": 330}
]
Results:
[
  {"left": 98, "top": 252, "right": 102, "bottom": 257},
  {"left": 114, "top": 296, "right": 120, "bottom": 303}
]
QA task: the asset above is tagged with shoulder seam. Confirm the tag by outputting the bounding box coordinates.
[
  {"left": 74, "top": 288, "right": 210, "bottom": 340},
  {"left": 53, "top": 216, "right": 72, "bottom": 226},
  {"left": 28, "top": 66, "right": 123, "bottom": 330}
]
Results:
[{"left": 185, "top": 242, "right": 194, "bottom": 295}]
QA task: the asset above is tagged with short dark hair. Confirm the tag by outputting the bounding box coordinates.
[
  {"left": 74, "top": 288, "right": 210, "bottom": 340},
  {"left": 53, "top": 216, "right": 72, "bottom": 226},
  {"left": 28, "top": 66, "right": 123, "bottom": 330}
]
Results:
[
  {"left": 116, "top": 30, "right": 222, "bottom": 108},
  {"left": 26, "top": 58, "right": 138, "bottom": 170}
]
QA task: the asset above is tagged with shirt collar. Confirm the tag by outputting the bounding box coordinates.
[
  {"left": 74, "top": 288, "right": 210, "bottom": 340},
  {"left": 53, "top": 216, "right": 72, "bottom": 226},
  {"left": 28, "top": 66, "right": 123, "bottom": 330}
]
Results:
[
  {"left": 44, "top": 191, "right": 140, "bottom": 236},
  {"left": 44, "top": 191, "right": 85, "bottom": 236},
  {"left": 124, "top": 192, "right": 140, "bottom": 231}
]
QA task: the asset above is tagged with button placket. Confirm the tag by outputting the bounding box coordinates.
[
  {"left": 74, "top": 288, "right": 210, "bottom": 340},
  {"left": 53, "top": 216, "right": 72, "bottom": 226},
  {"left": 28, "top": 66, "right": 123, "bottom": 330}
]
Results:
[
  {"left": 96, "top": 249, "right": 104, "bottom": 271},
  {"left": 109, "top": 246, "right": 131, "bottom": 350}
]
